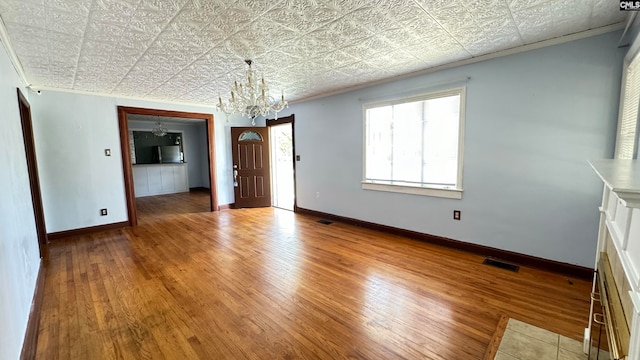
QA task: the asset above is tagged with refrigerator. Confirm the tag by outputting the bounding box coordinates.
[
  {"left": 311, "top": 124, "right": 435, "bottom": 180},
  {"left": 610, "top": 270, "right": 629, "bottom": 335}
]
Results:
[{"left": 156, "top": 145, "right": 182, "bottom": 163}]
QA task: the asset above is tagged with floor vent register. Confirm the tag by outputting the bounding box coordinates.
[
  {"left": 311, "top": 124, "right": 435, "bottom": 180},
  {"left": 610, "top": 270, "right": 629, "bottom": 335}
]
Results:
[{"left": 482, "top": 258, "right": 520, "bottom": 272}]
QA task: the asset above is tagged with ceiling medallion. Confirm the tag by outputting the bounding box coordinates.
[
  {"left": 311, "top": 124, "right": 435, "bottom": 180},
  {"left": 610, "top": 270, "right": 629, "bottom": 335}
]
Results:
[{"left": 216, "top": 60, "right": 288, "bottom": 125}]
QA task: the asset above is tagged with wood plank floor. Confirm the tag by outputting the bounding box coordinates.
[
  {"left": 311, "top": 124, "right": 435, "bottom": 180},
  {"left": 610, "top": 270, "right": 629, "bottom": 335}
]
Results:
[
  {"left": 135, "top": 189, "right": 211, "bottom": 225},
  {"left": 36, "top": 192, "right": 592, "bottom": 359}
]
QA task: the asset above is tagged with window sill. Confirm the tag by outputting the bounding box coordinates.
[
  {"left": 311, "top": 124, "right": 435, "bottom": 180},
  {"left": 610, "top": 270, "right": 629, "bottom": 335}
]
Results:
[{"left": 362, "top": 182, "right": 463, "bottom": 199}]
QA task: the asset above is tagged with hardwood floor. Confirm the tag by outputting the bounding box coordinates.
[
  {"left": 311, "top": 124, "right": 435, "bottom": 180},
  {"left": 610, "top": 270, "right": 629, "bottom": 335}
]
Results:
[
  {"left": 135, "top": 189, "right": 211, "bottom": 225},
  {"left": 36, "top": 198, "right": 591, "bottom": 359}
]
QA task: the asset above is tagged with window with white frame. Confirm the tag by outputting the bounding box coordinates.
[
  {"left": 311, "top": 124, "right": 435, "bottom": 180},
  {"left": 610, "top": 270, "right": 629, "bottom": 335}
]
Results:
[
  {"left": 363, "top": 87, "right": 465, "bottom": 199},
  {"left": 616, "top": 52, "right": 640, "bottom": 159}
]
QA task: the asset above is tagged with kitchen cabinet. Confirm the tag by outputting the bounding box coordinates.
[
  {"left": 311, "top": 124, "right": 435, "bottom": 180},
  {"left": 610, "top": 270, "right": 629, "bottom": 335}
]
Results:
[{"left": 133, "top": 163, "right": 188, "bottom": 197}]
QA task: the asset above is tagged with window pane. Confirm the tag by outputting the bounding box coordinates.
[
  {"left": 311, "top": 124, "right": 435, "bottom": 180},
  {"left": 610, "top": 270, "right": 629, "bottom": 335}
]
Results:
[
  {"left": 391, "top": 101, "right": 423, "bottom": 183},
  {"left": 239, "top": 131, "right": 263, "bottom": 141},
  {"left": 423, "top": 95, "right": 460, "bottom": 186},
  {"left": 364, "top": 88, "right": 463, "bottom": 191},
  {"left": 366, "top": 107, "right": 393, "bottom": 181}
]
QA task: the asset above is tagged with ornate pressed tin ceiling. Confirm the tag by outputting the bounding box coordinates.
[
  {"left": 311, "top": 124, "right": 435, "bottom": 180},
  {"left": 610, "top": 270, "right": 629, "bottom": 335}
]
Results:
[{"left": 0, "top": 0, "right": 627, "bottom": 105}]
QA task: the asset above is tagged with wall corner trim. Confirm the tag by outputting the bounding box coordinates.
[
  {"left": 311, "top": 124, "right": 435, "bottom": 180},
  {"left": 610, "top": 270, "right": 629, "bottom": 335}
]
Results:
[
  {"left": 294, "top": 207, "right": 593, "bottom": 280},
  {"left": 218, "top": 203, "right": 234, "bottom": 210},
  {"left": 20, "top": 260, "right": 46, "bottom": 360}
]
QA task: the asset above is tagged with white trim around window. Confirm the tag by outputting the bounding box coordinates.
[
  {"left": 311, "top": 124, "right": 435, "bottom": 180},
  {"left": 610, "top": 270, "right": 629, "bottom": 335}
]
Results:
[
  {"left": 362, "top": 86, "right": 466, "bottom": 199},
  {"left": 361, "top": 182, "right": 463, "bottom": 199}
]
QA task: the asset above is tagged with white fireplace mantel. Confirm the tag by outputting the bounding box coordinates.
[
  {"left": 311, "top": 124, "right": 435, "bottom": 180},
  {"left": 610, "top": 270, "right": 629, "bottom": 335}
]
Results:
[{"left": 589, "top": 159, "right": 640, "bottom": 360}]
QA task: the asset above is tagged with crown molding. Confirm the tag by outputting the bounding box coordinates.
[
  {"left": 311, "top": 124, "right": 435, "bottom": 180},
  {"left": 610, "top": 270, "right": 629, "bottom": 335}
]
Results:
[
  {"left": 32, "top": 85, "right": 220, "bottom": 111},
  {"left": 290, "top": 22, "right": 627, "bottom": 105},
  {"left": 0, "top": 15, "right": 29, "bottom": 87}
]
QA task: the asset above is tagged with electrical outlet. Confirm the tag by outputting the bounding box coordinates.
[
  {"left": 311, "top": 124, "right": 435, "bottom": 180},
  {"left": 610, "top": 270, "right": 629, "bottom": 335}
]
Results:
[
  {"left": 453, "top": 210, "right": 461, "bottom": 220},
  {"left": 316, "top": 192, "right": 320, "bottom": 198},
  {"left": 296, "top": 155, "right": 301, "bottom": 161},
  {"left": 104, "top": 149, "right": 111, "bottom": 156},
  {"left": 100, "top": 208, "right": 108, "bottom": 216}
]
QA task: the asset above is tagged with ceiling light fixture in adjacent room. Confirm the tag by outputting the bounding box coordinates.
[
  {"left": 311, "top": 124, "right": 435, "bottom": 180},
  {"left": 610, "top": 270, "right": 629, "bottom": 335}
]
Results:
[
  {"left": 152, "top": 121, "right": 168, "bottom": 137},
  {"left": 216, "top": 60, "right": 288, "bottom": 125}
]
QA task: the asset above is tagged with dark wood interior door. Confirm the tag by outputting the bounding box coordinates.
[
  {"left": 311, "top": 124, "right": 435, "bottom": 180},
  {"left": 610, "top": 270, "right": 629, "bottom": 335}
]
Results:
[{"left": 231, "top": 127, "right": 271, "bottom": 208}]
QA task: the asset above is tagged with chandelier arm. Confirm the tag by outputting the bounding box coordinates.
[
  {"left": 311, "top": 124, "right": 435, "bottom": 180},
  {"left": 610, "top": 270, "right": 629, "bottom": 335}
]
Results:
[{"left": 215, "top": 60, "right": 287, "bottom": 122}]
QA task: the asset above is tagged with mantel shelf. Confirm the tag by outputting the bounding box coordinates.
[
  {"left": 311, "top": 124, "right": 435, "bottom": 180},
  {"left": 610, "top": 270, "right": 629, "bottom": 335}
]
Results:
[{"left": 589, "top": 159, "right": 640, "bottom": 207}]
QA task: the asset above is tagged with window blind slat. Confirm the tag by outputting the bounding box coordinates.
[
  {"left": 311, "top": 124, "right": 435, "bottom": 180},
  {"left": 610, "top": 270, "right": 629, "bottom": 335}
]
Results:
[{"left": 616, "top": 57, "right": 640, "bottom": 159}]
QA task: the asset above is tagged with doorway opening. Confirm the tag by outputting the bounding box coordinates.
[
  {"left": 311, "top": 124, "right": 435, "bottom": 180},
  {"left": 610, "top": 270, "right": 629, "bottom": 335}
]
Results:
[
  {"left": 267, "top": 114, "right": 296, "bottom": 211},
  {"left": 117, "top": 106, "right": 218, "bottom": 227},
  {"left": 270, "top": 123, "right": 294, "bottom": 210},
  {"left": 128, "top": 116, "right": 211, "bottom": 222}
]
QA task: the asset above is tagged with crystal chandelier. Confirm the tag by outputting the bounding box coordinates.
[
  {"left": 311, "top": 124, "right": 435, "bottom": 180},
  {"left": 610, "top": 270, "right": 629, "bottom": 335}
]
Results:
[
  {"left": 216, "top": 60, "right": 288, "bottom": 125},
  {"left": 152, "top": 121, "right": 168, "bottom": 137}
]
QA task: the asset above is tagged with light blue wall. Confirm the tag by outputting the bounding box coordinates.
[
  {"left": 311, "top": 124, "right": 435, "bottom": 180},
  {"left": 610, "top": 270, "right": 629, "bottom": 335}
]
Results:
[
  {"left": 278, "top": 31, "right": 625, "bottom": 268},
  {"left": 30, "top": 92, "right": 252, "bottom": 232},
  {"left": 0, "top": 42, "right": 42, "bottom": 359}
]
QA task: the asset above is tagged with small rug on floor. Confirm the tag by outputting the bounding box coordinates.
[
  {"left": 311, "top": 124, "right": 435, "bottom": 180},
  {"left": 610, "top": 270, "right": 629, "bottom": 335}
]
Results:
[{"left": 483, "top": 315, "right": 597, "bottom": 360}]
